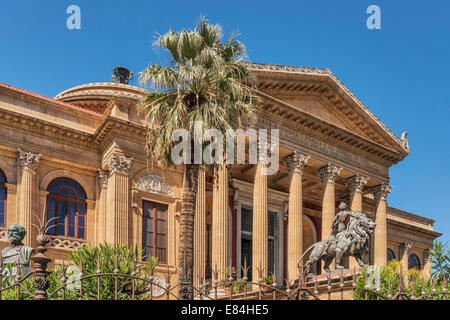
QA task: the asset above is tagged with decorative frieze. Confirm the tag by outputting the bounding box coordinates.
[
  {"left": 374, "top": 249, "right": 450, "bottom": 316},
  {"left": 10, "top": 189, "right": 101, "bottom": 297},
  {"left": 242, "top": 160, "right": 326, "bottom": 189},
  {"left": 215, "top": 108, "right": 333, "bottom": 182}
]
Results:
[
  {"left": 137, "top": 174, "right": 174, "bottom": 197},
  {"left": 17, "top": 149, "right": 41, "bottom": 171},
  {"left": 107, "top": 154, "right": 132, "bottom": 175},
  {"left": 318, "top": 164, "right": 342, "bottom": 184},
  {"left": 286, "top": 151, "right": 310, "bottom": 173},
  {"left": 373, "top": 183, "right": 392, "bottom": 202},
  {"left": 346, "top": 173, "right": 368, "bottom": 194}
]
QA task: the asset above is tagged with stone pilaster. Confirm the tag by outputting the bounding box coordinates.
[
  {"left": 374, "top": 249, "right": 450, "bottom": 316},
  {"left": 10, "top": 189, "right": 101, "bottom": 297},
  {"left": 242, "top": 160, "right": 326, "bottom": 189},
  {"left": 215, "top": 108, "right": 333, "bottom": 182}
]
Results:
[
  {"left": 318, "top": 164, "right": 342, "bottom": 242},
  {"left": 17, "top": 149, "right": 41, "bottom": 246},
  {"left": 252, "top": 160, "right": 268, "bottom": 281},
  {"left": 286, "top": 151, "right": 310, "bottom": 280},
  {"left": 97, "top": 169, "right": 108, "bottom": 243},
  {"left": 346, "top": 173, "right": 368, "bottom": 268},
  {"left": 105, "top": 154, "right": 132, "bottom": 245},
  {"left": 373, "top": 183, "right": 392, "bottom": 267},
  {"left": 211, "top": 165, "right": 229, "bottom": 280},
  {"left": 423, "top": 249, "right": 432, "bottom": 276},
  {"left": 194, "top": 169, "right": 206, "bottom": 287}
]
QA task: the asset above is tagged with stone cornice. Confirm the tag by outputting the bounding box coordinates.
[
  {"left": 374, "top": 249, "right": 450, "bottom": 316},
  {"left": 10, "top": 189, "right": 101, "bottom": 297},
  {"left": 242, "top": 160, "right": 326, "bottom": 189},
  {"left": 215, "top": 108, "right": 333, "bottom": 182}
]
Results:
[
  {"left": 247, "top": 62, "right": 409, "bottom": 156},
  {"left": 0, "top": 108, "right": 97, "bottom": 151}
]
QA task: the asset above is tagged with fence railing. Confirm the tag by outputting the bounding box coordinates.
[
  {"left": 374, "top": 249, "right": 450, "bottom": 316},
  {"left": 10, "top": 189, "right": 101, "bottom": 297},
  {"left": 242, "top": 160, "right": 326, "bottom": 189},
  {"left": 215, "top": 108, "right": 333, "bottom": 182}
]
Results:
[{"left": 0, "top": 222, "right": 448, "bottom": 300}]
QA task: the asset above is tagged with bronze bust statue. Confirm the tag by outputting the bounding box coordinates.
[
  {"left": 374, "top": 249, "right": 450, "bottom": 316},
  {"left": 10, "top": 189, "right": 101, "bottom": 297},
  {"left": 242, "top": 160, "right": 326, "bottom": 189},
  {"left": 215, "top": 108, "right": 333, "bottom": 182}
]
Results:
[{"left": 1, "top": 224, "right": 35, "bottom": 275}]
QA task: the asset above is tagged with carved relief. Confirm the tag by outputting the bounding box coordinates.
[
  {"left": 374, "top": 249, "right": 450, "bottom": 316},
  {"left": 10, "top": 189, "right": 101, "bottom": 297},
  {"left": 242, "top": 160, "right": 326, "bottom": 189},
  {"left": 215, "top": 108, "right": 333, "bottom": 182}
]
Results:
[
  {"left": 137, "top": 174, "right": 174, "bottom": 197},
  {"left": 346, "top": 173, "right": 368, "bottom": 194},
  {"left": 318, "top": 164, "right": 342, "bottom": 184},
  {"left": 286, "top": 151, "right": 310, "bottom": 173},
  {"left": 97, "top": 169, "right": 108, "bottom": 188},
  {"left": 107, "top": 154, "right": 132, "bottom": 174},
  {"left": 49, "top": 236, "right": 86, "bottom": 251},
  {"left": 17, "top": 149, "right": 41, "bottom": 171}
]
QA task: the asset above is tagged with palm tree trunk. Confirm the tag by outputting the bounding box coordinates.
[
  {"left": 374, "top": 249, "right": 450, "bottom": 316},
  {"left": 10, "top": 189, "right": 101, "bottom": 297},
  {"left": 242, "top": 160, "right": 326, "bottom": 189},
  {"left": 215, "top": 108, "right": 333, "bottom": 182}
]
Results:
[{"left": 178, "top": 163, "right": 199, "bottom": 299}]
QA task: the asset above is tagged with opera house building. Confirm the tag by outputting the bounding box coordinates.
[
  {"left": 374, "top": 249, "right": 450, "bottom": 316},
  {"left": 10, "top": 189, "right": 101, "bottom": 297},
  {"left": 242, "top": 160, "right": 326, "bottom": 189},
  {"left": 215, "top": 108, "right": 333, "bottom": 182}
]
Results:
[{"left": 0, "top": 63, "right": 440, "bottom": 287}]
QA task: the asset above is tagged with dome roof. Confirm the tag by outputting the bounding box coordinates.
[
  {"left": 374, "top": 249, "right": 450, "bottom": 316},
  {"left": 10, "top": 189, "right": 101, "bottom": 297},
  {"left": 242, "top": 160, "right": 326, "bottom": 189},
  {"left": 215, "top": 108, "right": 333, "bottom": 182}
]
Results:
[{"left": 55, "top": 83, "right": 147, "bottom": 114}]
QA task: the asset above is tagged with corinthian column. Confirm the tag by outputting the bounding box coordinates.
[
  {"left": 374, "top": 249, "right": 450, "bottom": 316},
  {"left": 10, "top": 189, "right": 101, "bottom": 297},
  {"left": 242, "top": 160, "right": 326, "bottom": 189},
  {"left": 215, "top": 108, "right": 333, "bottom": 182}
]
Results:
[
  {"left": 97, "top": 169, "right": 108, "bottom": 243},
  {"left": 346, "top": 173, "right": 368, "bottom": 268},
  {"left": 253, "top": 160, "right": 268, "bottom": 281},
  {"left": 318, "top": 164, "right": 342, "bottom": 242},
  {"left": 194, "top": 169, "right": 206, "bottom": 287},
  {"left": 212, "top": 165, "right": 229, "bottom": 280},
  {"left": 105, "top": 153, "right": 132, "bottom": 245},
  {"left": 373, "top": 183, "right": 392, "bottom": 267},
  {"left": 286, "top": 151, "right": 310, "bottom": 280},
  {"left": 17, "top": 149, "right": 41, "bottom": 246}
]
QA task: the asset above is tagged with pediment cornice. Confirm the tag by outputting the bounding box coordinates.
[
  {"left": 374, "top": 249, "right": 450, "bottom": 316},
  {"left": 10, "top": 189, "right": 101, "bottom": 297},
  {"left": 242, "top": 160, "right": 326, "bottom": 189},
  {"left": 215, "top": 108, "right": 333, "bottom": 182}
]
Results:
[{"left": 247, "top": 62, "right": 409, "bottom": 157}]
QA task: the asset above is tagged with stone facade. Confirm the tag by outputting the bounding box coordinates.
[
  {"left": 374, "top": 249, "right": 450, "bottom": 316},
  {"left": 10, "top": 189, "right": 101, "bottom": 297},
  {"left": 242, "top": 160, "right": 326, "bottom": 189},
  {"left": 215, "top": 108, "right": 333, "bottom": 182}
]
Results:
[{"left": 0, "top": 63, "right": 440, "bottom": 285}]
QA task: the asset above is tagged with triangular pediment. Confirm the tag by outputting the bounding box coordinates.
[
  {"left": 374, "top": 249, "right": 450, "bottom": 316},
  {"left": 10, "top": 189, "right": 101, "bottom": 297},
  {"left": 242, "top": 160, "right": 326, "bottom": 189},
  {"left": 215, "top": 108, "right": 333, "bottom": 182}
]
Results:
[
  {"left": 249, "top": 63, "right": 410, "bottom": 157},
  {"left": 274, "top": 96, "right": 359, "bottom": 134}
]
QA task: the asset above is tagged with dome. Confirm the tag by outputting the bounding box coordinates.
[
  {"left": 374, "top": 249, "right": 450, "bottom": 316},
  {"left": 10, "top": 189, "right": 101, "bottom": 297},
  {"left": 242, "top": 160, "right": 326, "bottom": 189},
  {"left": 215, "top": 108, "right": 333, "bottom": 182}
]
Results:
[{"left": 55, "top": 83, "right": 147, "bottom": 114}]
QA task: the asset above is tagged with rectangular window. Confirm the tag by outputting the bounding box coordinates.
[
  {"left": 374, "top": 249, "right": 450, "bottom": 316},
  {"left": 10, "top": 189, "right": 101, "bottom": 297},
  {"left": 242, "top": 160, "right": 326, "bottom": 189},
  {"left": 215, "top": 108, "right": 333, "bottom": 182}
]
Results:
[
  {"left": 143, "top": 200, "right": 168, "bottom": 264},
  {"left": 240, "top": 207, "right": 277, "bottom": 280}
]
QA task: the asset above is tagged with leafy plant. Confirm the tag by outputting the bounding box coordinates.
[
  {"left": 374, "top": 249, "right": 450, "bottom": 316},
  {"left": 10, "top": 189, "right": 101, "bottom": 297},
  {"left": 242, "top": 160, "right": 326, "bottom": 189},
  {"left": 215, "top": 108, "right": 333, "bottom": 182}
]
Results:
[
  {"left": 355, "top": 260, "right": 447, "bottom": 300},
  {"left": 429, "top": 241, "right": 450, "bottom": 281}
]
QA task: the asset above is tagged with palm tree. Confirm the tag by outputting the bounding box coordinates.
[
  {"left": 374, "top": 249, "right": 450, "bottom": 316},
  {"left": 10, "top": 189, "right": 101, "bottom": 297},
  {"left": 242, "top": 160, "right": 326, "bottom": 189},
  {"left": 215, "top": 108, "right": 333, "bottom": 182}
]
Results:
[
  {"left": 429, "top": 241, "right": 449, "bottom": 281},
  {"left": 137, "top": 17, "right": 258, "bottom": 299}
]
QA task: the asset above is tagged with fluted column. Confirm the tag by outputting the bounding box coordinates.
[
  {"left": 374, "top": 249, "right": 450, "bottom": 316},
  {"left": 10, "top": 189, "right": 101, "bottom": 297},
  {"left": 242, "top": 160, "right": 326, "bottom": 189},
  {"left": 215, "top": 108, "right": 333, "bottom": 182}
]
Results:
[
  {"left": 318, "top": 164, "right": 342, "bottom": 241},
  {"left": 346, "top": 173, "right": 368, "bottom": 268},
  {"left": 253, "top": 160, "right": 268, "bottom": 280},
  {"left": 97, "top": 169, "right": 108, "bottom": 243},
  {"left": 211, "top": 165, "right": 229, "bottom": 280},
  {"left": 194, "top": 169, "right": 206, "bottom": 287},
  {"left": 286, "top": 152, "right": 310, "bottom": 280},
  {"left": 400, "top": 242, "right": 412, "bottom": 272},
  {"left": 373, "top": 183, "right": 392, "bottom": 267},
  {"left": 17, "top": 149, "right": 41, "bottom": 247},
  {"left": 105, "top": 154, "right": 132, "bottom": 245}
]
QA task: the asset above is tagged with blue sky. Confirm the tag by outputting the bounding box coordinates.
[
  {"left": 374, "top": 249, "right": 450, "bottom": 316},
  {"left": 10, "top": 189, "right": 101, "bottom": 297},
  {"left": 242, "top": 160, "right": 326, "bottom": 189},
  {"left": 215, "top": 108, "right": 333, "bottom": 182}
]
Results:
[{"left": 0, "top": 1, "right": 449, "bottom": 243}]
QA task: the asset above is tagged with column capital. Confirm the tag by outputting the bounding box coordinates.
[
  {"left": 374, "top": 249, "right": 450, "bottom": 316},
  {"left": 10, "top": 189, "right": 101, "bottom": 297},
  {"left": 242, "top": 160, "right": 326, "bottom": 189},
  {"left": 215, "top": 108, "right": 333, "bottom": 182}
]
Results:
[
  {"left": 346, "top": 173, "right": 368, "bottom": 194},
  {"left": 286, "top": 151, "right": 310, "bottom": 173},
  {"left": 17, "top": 149, "right": 41, "bottom": 171},
  {"left": 107, "top": 153, "right": 132, "bottom": 175},
  {"left": 373, "top": 182, "right": 392, "bottom": 202},
  {"left": 318, "top": 163, "right": 342, "bottom": 184},
  {"left": 97, "top": 169, "right": 109, "bottom": 188},
  {"left": 400, "top": 241, "right": 413, "bottom": 257}
]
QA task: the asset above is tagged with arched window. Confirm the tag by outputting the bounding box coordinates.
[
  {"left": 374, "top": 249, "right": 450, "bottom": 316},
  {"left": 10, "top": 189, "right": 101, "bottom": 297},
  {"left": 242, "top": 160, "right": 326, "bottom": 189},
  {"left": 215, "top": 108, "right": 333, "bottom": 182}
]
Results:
[
  {"left": 0, "top": 170, "right": 7, "bottom": 227},
  {"left": 46, "top": 178, "right": 86, "bottom": 239},
  {"left": 387, "top": 248, "right": 396, "bottom": 262},
  {"left": 408, "top": 254, "right": 421, "bottom": 270}
]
